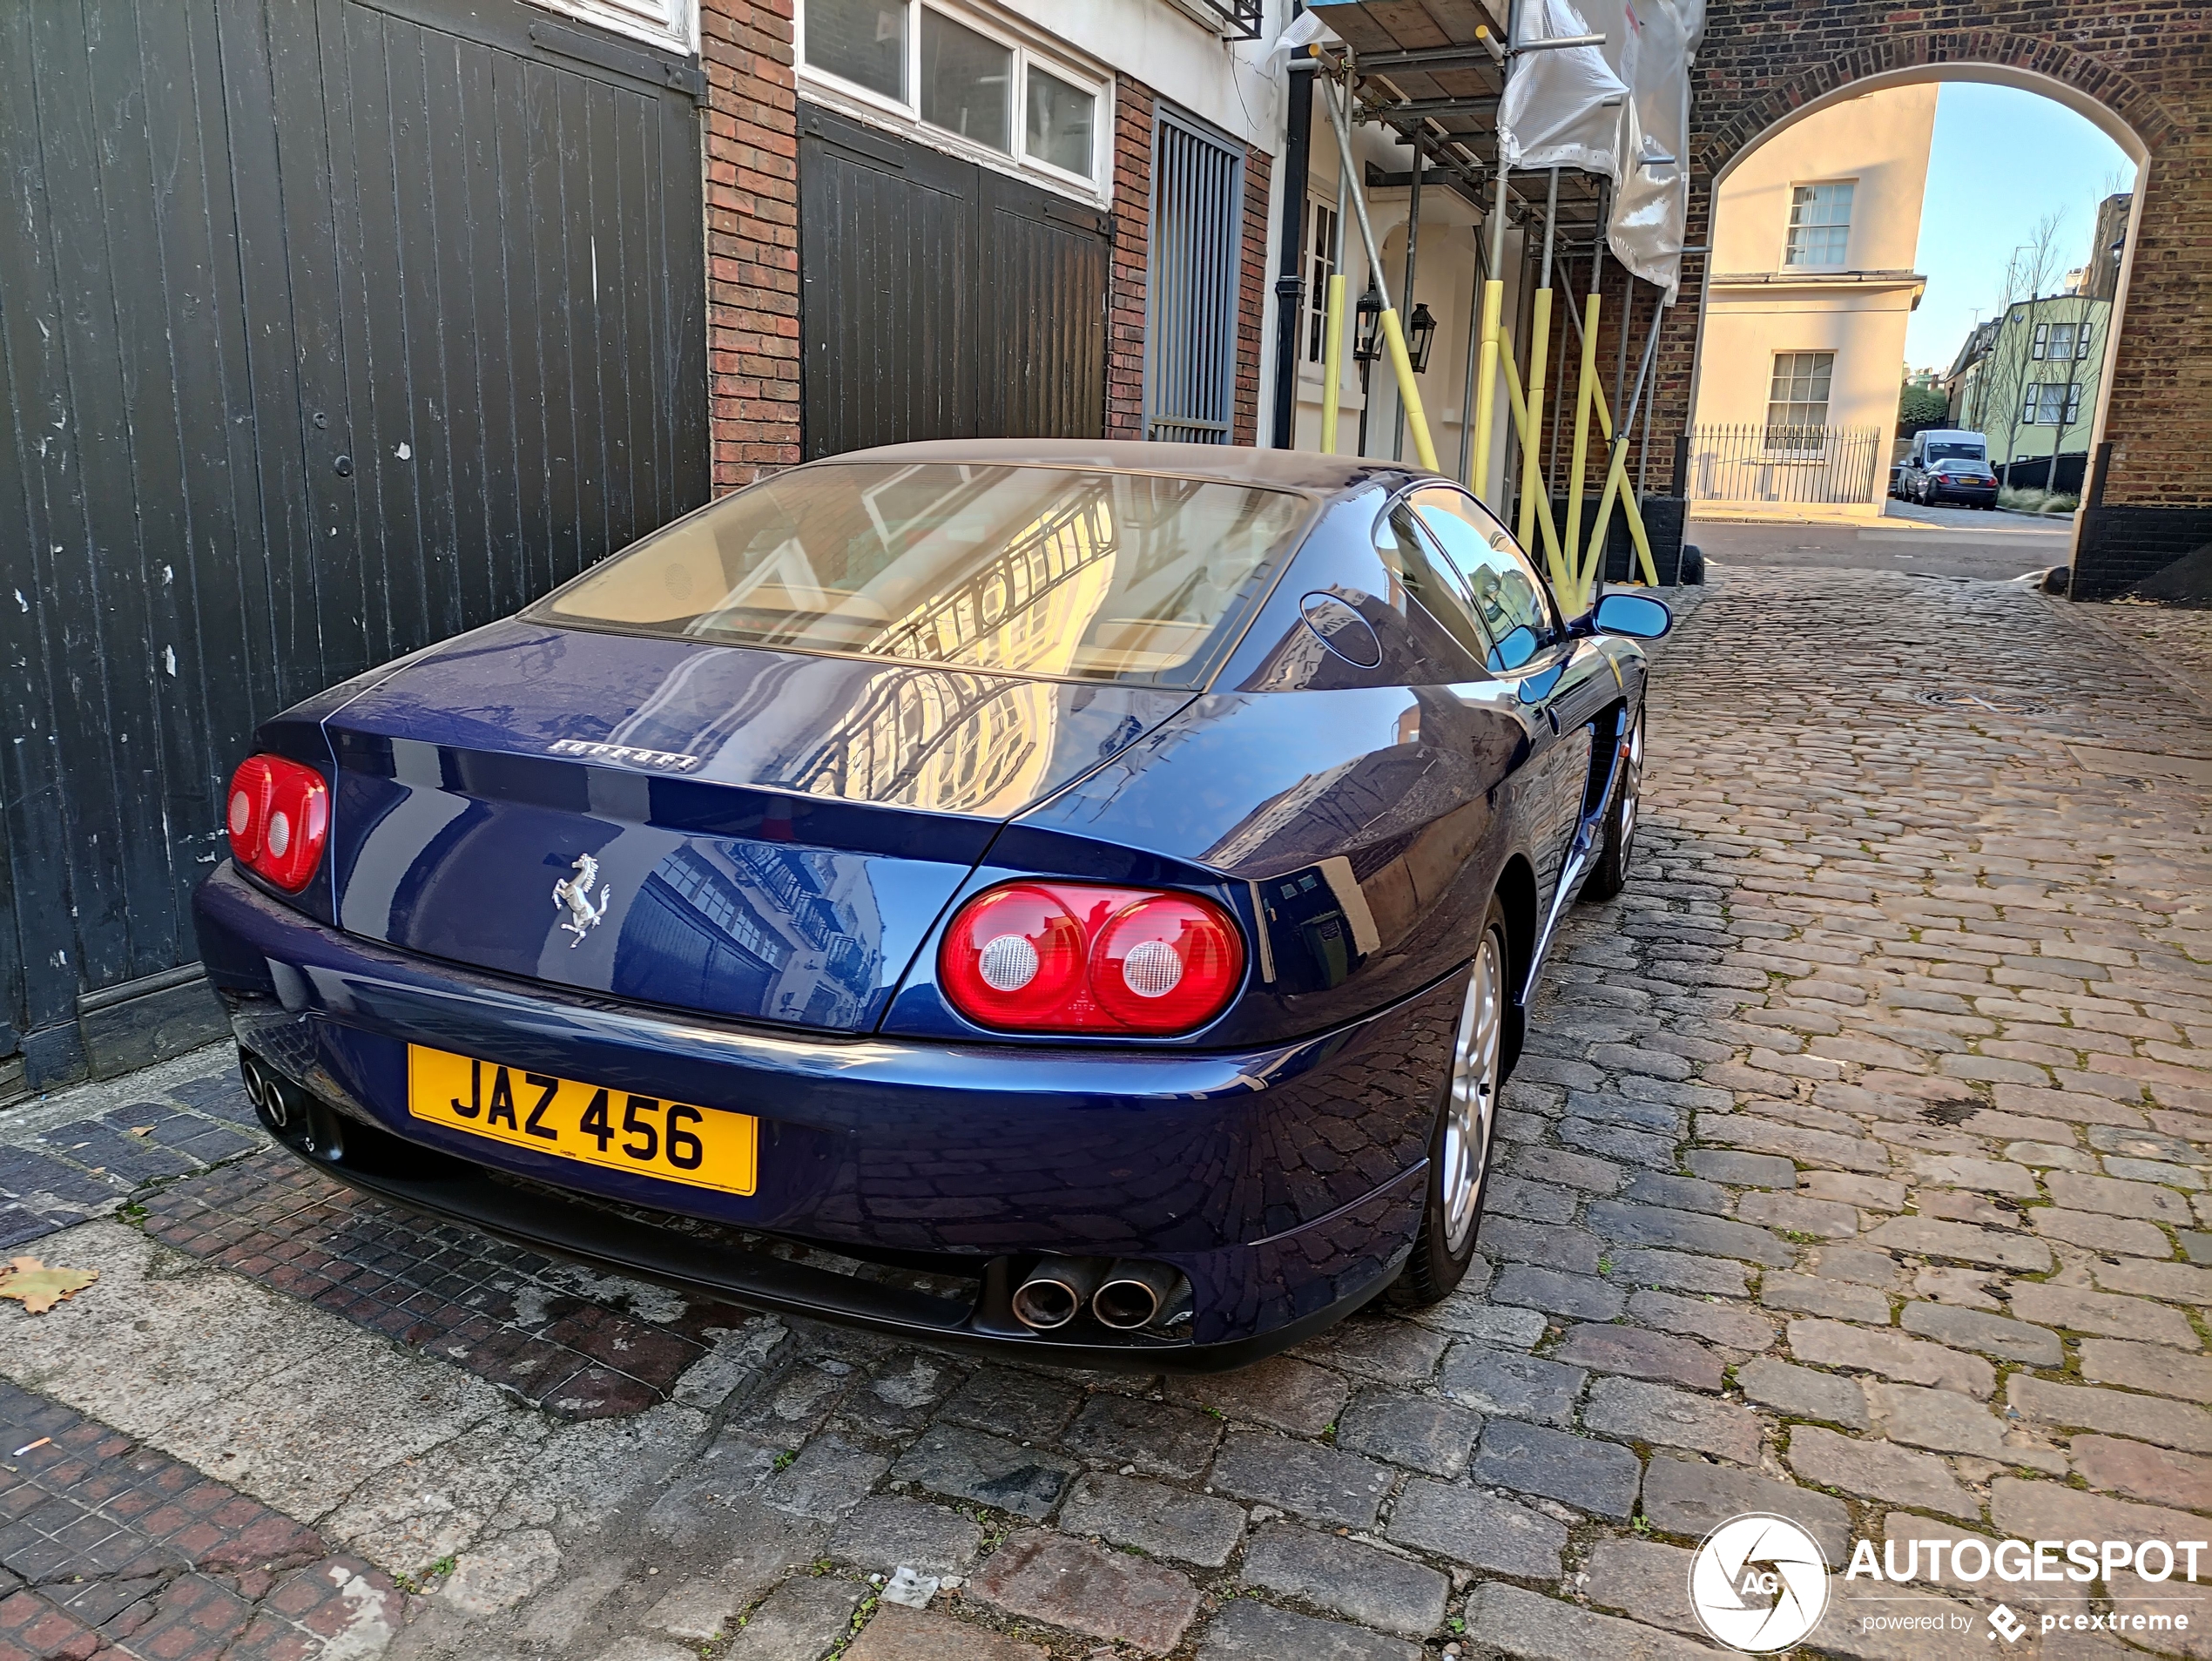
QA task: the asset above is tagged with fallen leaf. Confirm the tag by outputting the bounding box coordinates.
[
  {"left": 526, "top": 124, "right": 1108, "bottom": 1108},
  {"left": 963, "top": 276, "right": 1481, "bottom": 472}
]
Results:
[
  {"left": 0, "top": 1255, "right": 99, "bottom": 1315},
  {"left": 129, "top": 1125, "right": 153, "bottom": 1137}
]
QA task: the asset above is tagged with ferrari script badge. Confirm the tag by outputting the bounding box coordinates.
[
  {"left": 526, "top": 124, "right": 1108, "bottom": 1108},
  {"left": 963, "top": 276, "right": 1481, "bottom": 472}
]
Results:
[{"left": 553, "top": 854, "right": 611, "bottom": 946}]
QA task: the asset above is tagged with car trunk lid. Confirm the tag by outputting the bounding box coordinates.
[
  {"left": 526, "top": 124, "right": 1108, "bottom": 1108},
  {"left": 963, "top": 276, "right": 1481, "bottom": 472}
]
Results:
[{"left": 323, "top": 619, "right": 1190, "bottom": 1032}]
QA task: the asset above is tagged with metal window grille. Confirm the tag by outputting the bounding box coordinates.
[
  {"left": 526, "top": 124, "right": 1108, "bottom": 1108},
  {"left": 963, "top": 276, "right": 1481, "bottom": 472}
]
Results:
[
  {"left": 1145, "top": 109, "right": 1245, "bottom": 443},
  {"left": 1172, "top": 0, "right": 1264, "bottom": 39},
  {"left": 1764, "top": 351, "right": 1834, "bottom": 449},
  {"left": 1688, "top": 424, "right": 1882, "bottom": 505},
  {"left": 1784, "top": 183, "right": 1852, "bottom": 266},
  {"left": 1304, "top": 200, "right": 1339, "bottom": 362}
]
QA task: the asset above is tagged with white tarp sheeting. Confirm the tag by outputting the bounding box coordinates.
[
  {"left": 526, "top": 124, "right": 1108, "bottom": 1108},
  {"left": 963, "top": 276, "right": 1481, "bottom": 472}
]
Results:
[
  {"left": 1497, "top": 0, "right": 1629, "bottom": 178},
  {"left": 1499, "top": 0, "right": 1703, "bottom": 302}
]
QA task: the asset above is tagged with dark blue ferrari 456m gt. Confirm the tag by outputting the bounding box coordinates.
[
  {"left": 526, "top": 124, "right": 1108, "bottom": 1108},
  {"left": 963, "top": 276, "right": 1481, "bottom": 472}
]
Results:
[{"left": 193, "top": 439, "right": 1670, "bottom": 1370}]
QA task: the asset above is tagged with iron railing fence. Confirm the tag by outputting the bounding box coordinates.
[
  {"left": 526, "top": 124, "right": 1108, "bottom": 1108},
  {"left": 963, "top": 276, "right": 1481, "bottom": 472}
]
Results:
[{"left": 1688, "top": 423, "right": 1884, "bottom": 505}]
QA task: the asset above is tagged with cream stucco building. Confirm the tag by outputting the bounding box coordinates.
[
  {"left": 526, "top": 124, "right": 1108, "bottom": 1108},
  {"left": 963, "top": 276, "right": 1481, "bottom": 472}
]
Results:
[{"left": 1689, "top": 85, "right": 1938, "bottom": 517}]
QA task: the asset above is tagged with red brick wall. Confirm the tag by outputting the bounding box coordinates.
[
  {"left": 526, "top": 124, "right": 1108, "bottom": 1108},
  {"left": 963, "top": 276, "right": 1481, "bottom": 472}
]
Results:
[
  {"left": 1658, "top": 22, "right": 2212, "bottom": 515},
  {"left": 1105, "top": 76, "right": 1156, "bottom": 441},
  {"left": 698, "top": 31, "right": 1270, "bottom": 465},
  {"left": 699, "top": 0, "right": 803, "bottom": 491},
  {"left": 1107, "top": 80, "right": 1272, "bottom": 445}
]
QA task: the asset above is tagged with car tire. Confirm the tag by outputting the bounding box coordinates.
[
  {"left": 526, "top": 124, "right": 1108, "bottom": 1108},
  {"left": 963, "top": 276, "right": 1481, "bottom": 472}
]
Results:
[
  {"left": 1581, "top": 707, "right": 1642, "bottom": 902},
  {"left": 1389, "top": 896, "right": 1511, "bottom": 1307}
]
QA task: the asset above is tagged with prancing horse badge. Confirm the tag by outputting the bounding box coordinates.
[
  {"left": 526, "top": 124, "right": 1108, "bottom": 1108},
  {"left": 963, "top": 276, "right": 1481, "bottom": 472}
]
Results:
[{"left": 552, "top": 854, "right": 610, "bottom": 946}]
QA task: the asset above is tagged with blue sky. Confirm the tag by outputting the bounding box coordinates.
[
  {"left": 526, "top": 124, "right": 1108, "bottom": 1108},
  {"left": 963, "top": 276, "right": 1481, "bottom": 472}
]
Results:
[{"left": 1906, "top": 84, "right": 2134, "bottom": 374}]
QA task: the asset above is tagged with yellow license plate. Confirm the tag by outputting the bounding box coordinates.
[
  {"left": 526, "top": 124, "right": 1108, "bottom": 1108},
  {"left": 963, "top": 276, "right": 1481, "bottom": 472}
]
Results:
[{"left": 407, "top": 1044, "right": 758, "bottom": 1197}]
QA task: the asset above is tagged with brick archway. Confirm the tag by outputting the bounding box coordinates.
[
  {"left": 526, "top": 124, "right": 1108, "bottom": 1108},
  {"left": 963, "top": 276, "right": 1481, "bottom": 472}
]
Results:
[{"left": 1658, "top": 12, "right": 2212, "bottom": 599}]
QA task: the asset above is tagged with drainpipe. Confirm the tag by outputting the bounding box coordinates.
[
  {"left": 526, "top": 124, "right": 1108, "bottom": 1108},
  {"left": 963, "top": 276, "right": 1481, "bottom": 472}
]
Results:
[
  {"left": 1270, "top": 51, "right": 1316, "bottom": 449},
  {"left": 1392, "top": 134, "right": 1424, "bottom": 461}
]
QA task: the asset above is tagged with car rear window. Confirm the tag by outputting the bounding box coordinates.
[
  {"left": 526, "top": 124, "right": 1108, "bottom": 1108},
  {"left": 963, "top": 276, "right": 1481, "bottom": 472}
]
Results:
[
  {"left": 538, "top": 463, "right": 1311, "bottom": 687},
  {"left": 1925, "top": 441, "right": 1986, "bottom": 463}
]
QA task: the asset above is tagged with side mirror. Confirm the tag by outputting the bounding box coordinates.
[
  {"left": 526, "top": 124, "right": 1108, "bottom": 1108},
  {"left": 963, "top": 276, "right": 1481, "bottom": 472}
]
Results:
[{"left": 1591, "top": 591, "right": 1673, "bottom": 639}]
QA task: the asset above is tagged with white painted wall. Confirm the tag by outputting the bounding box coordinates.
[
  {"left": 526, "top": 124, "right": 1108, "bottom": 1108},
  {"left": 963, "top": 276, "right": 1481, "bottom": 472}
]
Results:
[
  {"left": 995, "top": 0, "right": 1288, "bottom": 151},
  {"left": 1692, "top": 84, "right": 1937, "bottom": 514}
]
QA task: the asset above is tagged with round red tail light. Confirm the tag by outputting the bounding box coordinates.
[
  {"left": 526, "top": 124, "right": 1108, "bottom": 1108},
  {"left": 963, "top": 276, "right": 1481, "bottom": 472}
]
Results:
[
  {"left": 225, "top": 753, "right": 329, "bottom": 893},
  {"left": 939, "top": 881, "right": 1245, "bottom": 1036},
  {"left": 940, "top": 885, "right": 1088, "bottom": 1025},
  {"left": 1091, "top": 895, "right": 1244, "bottom": 1030}
]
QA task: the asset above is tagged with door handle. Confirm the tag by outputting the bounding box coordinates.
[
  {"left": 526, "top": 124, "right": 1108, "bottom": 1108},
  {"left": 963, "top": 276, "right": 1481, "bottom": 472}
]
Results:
[{"left": 1545, "top": 706, "right": 1561, "bottom": 734}]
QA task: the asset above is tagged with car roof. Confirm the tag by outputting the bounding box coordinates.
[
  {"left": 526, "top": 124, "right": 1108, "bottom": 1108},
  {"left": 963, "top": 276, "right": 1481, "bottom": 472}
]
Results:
[
  {"left": 823, "top": 437, "right": 1429, "bottom": 497},
  {"left": 1918, "top": 430, "right": 1984, "bottom": 442}
]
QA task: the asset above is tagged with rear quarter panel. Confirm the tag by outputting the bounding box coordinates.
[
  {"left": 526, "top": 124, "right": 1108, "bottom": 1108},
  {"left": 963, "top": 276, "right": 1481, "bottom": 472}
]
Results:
[{"left": 1008, "top": 490, "right": 1541, "bottom": 1047}]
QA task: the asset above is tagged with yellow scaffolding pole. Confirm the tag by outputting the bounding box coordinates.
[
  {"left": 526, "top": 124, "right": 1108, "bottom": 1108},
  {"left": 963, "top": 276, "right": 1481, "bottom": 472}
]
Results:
[
  {"left": 1519, "top": 287, "right": 1551, "bottom": 553},
  {"left": 1517, "top": 171, "right": 1561, "bottom": 571},
  {"left": 1471, "top": 161, "right": 1510, "bottom": 506},
  {"left": 1318, "top": 273, "right": 1346, "bottom": 455},
  {"left": 1576, "top": 321, "right": 1666, "bottom": 602},
  {"left": 1562, "top": 287, "right": 1601, "bottom": 600},
  {"left": 1584, "top": 380, "right": 1658, "bottom": 591},
  {"left": 1496, "top": 345, "right": 1567, "bottom": 581},
  {"left": 1318, "top": 77, "right": 1440, "bottom": 472},
  {"left": 1471, "top": 278, "right": 1503, "bottom": 496}
]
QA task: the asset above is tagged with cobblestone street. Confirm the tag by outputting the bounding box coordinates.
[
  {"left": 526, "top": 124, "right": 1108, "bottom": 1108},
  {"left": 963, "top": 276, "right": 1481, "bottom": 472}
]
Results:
[{"left": 3, "top": 565, "right": 2211, "bottom": 1661}]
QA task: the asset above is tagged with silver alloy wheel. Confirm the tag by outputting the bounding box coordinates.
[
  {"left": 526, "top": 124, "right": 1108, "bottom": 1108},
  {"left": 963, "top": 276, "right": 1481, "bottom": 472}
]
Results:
[
  {"left": 1619, "top": 712, "right": 1644, "bottom": 856},
  {"left": 1442, "top": 929, "right": 1505, "bottom": 1254}
]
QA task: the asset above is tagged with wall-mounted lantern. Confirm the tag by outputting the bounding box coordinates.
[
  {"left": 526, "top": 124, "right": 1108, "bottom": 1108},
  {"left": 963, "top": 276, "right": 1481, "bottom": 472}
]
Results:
[{"left": 1405, "top": 302, "right": 1438, "bottom": 374}]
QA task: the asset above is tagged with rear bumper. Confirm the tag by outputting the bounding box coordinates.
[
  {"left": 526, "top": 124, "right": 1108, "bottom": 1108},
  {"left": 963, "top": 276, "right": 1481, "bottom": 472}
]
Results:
[{"left": 193, "top": 863, "right": 1447, "bottom": 1365}]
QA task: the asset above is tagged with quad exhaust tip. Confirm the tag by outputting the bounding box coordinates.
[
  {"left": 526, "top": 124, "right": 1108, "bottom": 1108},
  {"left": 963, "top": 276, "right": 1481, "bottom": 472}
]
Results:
[
  {"left": 1093, "top": 1259, "right": 1178, "bottom": 1330},
  {"left": 239, "top": 1051, "right": 293, "bottom": 1131},
  {"left": 1010, "top": 1256, "right": 1101, "bottom": 1331},
  {"left": 1009, "top": 1255, "right": 1184, "bottom": 1333}
]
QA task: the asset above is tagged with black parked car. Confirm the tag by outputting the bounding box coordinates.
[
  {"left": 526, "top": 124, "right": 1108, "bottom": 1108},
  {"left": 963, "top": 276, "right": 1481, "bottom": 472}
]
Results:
[
  {"left": 1916, "top": 457, "right": 2001, "bottom": 507},
  {"left": 1896, "top": 429, "right": 1997, "bottom": 507}
]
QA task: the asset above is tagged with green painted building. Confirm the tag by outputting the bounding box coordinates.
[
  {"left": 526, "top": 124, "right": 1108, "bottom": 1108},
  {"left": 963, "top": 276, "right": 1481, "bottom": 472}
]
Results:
[{"left": 1942, "top": 292, "right": 2112, "bottom": 468}]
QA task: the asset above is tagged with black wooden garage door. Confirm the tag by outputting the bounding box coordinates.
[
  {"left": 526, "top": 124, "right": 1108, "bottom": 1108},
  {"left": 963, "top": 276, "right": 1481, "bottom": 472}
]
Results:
[
  {"left": 0, "top": 0, "right": 708, "bottom": 1073},
  {"left": 799, "top": 102, "right": 1109, "bottom": 458}
]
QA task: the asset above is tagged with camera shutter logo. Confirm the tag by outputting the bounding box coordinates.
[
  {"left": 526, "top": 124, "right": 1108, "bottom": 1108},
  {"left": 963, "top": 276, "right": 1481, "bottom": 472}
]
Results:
[{"left": 1688, "top": 1513, "right": 1831, "bottom": 1652}]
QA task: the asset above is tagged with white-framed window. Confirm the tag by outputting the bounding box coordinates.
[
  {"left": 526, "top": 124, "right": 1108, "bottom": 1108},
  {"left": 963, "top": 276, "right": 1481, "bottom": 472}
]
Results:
[
  {"left": 1765, "top": 350, "right": 1833, "bottom": 447},
  {"left": 1302, "top": 199, "right": 1339, "bottom": 364},
  {"left": 2043, "top": 320, "right": 2093, "bottom": 361},
  {"left": 2033, "top": 321, "right": 2048, "bottom": 360},
  {"left": 798, "top": 0, "right": 1107, "bottom": 193},
  {"left": 2022, "top": 382, "right": 2081, "bottom": 426},
  {"left": 1784, "top": 182, "right": 1853, "bottom": 267},
  {"left": 523, "top": 0, "right": 698, "bottom": 53}
]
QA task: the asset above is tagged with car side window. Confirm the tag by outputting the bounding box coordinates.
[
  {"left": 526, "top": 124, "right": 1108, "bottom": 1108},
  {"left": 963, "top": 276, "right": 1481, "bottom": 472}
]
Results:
[
  {"left": 1375, "top": 508, "right": 1492, "bottom": 668},
  {"left": 1407, "top": 489, "right": 1554, "bottom": 672}
]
